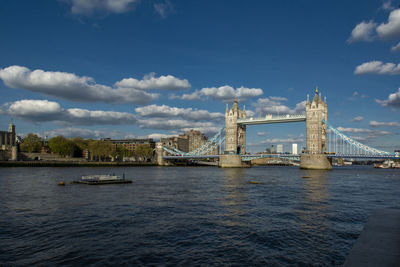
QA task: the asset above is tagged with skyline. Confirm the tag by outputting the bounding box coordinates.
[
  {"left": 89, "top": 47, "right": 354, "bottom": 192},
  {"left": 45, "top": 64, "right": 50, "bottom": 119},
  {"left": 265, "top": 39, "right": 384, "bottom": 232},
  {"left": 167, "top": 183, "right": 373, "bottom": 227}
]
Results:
[{"left": 1, "top": 0, "right": 400, "bottom": 152}]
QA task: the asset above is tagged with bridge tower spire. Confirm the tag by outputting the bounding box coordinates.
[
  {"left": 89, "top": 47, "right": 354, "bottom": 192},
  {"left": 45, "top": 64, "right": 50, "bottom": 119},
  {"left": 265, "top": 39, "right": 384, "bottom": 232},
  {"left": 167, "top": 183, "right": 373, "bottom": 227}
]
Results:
[
  {"left": 220, "top": 98, "right": 249, "bottom": 167},
  {"left": 225, "top": 97, "right": 246, "bottom": 154},
  {"left": 300, "top": 88, "right": 332, "bottom": 169}
]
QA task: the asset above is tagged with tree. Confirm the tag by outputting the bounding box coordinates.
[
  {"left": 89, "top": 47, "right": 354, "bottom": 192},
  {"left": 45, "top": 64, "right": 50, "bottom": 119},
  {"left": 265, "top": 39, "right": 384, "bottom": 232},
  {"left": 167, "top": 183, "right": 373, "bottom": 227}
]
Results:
[
  {"left": 20, "top": 133, "right": 43, "bottom": 153},
  {"left": 134, "top": 144, "right": 154, "bottom": 162},
  {"left": 48, "top": 136, "right": 77, "bottom": 157},
  {"left": 71, "top": 137, "right": 88, "bottom": 157},
  {"left": 88, "top": 139, "right": 114, "bottom": 161}
]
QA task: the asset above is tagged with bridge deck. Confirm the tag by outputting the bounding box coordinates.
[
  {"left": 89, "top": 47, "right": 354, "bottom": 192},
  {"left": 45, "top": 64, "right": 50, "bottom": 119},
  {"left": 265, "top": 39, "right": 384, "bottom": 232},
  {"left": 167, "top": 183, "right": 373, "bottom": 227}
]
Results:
[{"left": 237, "top": 114, "right": 306, "bottom": 125}]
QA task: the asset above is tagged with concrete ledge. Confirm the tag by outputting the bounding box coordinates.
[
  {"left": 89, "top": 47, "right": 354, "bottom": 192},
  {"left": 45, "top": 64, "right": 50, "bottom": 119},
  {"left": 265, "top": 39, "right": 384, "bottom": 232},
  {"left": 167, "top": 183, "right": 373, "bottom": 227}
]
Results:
[{"left": 343, "top": 209, "right": 400, "bottom": 267}]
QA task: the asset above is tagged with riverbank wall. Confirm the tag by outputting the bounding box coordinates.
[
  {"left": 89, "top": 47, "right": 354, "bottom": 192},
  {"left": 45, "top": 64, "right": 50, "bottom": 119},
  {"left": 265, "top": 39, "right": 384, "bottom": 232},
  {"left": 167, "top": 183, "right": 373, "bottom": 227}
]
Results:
[{"left": 0, "top": 161, "right": 157, "bottom": 167}]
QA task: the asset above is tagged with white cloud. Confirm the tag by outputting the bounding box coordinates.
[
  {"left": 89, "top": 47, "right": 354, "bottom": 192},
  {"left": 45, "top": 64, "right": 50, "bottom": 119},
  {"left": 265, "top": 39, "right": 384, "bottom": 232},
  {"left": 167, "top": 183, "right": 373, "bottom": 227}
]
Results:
[
  {"left": 252, "top": 97, "right": 306, "bottom": 116},
  {"left": 65, "top": 108, "right": 137, "bottom": 125},
  {"left": 261, "top": 136, "right": 305, "bottom": 144},
  {"left": 44, "top": 127, "right": 127, "bottom": 139},
  {"left": 354, "top": 61, "right": 400, "bottom": 75},
  {"left": 246, "top": 109, "right": 255, "bottom": 117},
  {"left": 348, "top": 20, "right": 377, "bottom": 42},
  {"left": 138, "top": 118, "right": 218, "bottom": 132},
  {"left": 348, "top": 8, "right": 400, "bottom": 46},
  {"left": 147, "top": 133, "right": 175, "bottom": 140},
  {"left": 350, "top": 136, "right": 367, "bottom": 142},
  {"left": 178, "top": 85, "right": 263, "bottom": 102},
  {"left": 115, "top": 72, "right": 190, "bottom": 90},
  {"left": 257, "top": 132, "right": 269, "bottom": 136},
  {"left": 376, "top": 88, "right": 400, "bottom": 107},
  {"left": 68, "top": 0, "right": 139, "bottom": 15},
  {"left": 135, "top": 104, "right": 224, "bottom": 121},
  {"left": 376, "top": 9, "right": 400, "bottom": 39},
  {"left": 180, "top": 91, "right": 202, "bottom": 100},
  {"left": 391, "top": 42, "right": 400, "bottom": 52},
  {"left": 337, "top": 126, "right": 390, "bottom": 135},
  {"left": 1, "top": 99, "right": 137, "bottom": 125},
  {"left": 369, "top": 120, "right": 400, "bottom": 127},
  {"left": 351, "top": 116, "right": 363, "bottom": 122},
  {"left": 0, "top": 66, "right": 190, "bottom": 104},
  {"left": 382, "top": 0, "right": 394, "bottom": 11},
  {"left": 154, "top": 0, "right": 173, "bottom": 18},
  {"left": 5, "top": 100, "right": 63, "bottom": 121}
]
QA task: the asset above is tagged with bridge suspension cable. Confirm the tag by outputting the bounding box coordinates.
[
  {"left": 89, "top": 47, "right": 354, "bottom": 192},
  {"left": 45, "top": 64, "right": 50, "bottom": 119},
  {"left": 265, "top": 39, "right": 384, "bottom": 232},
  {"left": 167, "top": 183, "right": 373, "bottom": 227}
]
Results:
[{"left": 323, "top": 119, "right": 392, "bottom": 156}]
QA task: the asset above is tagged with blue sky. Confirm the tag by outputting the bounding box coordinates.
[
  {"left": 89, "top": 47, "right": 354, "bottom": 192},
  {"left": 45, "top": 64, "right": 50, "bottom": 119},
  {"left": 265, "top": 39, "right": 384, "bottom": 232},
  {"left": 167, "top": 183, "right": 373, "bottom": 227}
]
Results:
[{"left": 0, "top": 0, "right": 399, "bottom": 153}]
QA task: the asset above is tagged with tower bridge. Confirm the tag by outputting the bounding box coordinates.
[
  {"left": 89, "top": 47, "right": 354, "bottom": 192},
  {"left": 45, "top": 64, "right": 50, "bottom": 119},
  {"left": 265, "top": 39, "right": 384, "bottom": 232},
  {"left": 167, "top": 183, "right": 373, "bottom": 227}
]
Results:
[{"left": 156, "top": 88, "right": 398, "bottom": 168}]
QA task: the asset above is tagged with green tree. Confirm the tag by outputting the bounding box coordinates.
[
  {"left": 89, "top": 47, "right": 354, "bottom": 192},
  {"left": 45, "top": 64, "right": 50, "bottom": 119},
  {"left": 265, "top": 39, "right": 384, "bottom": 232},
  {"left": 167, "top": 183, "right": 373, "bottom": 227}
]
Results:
[
  {"left": 71, "top": 137, "right": 88, "bottom": 157},
  {"left": 135, "top": 144, "right": 154, "bottom": 162},
  {"left": 48, "top": 136, "right": 76, "bottom": 157},
  {"left": 20, "top": 133, "right": 43, "bottom": 153},
  {"left": 88, "top": 139, "right": 114, "bottom": 161}
]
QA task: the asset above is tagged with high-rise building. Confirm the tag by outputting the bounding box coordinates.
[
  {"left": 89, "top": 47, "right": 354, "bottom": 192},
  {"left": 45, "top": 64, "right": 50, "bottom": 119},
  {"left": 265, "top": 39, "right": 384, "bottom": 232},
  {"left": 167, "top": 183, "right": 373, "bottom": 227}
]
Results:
[
  {"left": 292, "top": 143, "right": 298, "bottom": 154},
  {"left": 277, "top": 144, "right": 283, "bottom": 153}
]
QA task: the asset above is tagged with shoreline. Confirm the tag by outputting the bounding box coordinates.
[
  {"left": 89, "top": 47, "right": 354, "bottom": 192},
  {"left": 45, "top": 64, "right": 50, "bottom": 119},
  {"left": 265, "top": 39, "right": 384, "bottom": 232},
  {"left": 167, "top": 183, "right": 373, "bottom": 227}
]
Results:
[{"left": 0, "top": 161, "right": 157, "bottom": 167}]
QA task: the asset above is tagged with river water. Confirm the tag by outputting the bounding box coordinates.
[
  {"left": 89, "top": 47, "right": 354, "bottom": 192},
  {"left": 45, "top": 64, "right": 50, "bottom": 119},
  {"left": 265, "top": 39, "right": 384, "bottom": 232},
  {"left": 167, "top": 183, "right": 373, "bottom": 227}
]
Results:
[{"left": 0, "top": 166, "right": 399, "bottom": 266}]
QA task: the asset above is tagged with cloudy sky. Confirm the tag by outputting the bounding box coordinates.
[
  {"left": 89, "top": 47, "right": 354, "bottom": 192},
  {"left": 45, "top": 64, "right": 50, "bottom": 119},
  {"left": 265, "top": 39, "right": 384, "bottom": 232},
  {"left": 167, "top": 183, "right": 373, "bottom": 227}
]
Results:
[{"left": 1, "top": 0, "right": 399, "bottom": 153}]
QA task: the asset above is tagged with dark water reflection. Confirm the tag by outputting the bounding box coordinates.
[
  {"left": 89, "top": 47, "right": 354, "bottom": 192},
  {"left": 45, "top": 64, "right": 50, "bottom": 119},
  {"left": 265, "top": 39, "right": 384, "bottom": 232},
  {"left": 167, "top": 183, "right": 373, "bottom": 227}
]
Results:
[{"left": 0, "top": 166, "right": 399, "bottom": 266}]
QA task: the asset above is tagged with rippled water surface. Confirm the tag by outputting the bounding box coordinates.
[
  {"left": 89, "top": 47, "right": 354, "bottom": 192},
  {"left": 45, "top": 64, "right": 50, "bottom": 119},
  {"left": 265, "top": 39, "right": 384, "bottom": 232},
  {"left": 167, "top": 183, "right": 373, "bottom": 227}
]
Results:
[{"left": 1, "top": 166, "right": 400, "bottom": 266}]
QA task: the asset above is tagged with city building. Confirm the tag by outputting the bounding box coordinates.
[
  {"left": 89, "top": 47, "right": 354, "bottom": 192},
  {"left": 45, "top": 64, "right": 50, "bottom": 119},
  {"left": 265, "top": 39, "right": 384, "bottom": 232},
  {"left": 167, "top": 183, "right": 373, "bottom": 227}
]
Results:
[
  {"left": 292, "top": 143, "right": 298, "bottom": 155},
  {"left": 277, "top": 144, "right": 283, "bottom": 153},
  {"left": 102, "top": 138, "right": 156, "bottom": 154},
  {"left": 179, "top": 130, "right": 208, "bottom": 152},
  {"left": 161, "top": 136, "right": 189, "bottom": 152},
  {"left": 266, "top": 145, "right": 275, "bottom": 153},
  {"left": 161, "top": 129, "right": 219, "bottom": 155},
  {"left": 0, "top": 122, "right": 16, "bottom": 150}
]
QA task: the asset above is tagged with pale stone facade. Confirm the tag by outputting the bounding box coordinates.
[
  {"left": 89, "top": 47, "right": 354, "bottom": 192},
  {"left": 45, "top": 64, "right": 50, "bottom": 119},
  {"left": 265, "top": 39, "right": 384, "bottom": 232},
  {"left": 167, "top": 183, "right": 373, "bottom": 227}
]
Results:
[
  {"left": 225, "top": 98, "right": 246, "bottom": 154},
  {"left": 0, "top": 122, "right": 16, "bottom": 151},
  {"left": 305, "top": 88, "right": 327, "bottom": 154},
  {"left": 180, "top": 130, "right": 207, "bottom": 152}
]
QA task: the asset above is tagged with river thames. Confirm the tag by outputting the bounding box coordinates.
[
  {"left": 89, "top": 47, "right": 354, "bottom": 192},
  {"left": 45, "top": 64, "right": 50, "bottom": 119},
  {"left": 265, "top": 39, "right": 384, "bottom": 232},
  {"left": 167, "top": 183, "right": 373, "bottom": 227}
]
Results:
[{"left": 1, "top": 166, "right": 399, "bottom": 266}]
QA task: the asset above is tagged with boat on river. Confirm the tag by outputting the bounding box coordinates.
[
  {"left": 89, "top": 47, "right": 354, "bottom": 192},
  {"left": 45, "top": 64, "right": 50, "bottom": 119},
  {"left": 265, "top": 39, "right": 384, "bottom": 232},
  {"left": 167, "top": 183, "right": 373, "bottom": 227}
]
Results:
[
  {"left": 72, "top": 174, "right": 132, "bottom": 185},
  {"left": 373, "top": 160, "right": 400, "bottom": 169}
]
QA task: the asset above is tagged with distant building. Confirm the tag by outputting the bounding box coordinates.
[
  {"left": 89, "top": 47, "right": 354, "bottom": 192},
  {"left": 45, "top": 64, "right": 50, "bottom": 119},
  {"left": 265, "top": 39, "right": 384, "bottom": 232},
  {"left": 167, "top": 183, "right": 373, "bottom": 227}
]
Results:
[
  {"left": 277, "top": 144, "right": 283, "bottom": 153},
  {"left": 180, "top": 130, "right": 208, "bottom": 152},
  {"left": 266, "top": 145, "right": 275, "bottom": 153},
  {"left": 0, "top": 122, "right": 16, "bottom": 150},
  {"left": 103, "top": 138, "right": 156, "bottom": 153},
  {"left": 161, "top": 136, "right": 189, "bottom": 152},
  {"left": 161, "top": 129, "right": 219, "bottom": 155},
  {"left": 292, "top": 143, "right": 298, "bottom": 155}
]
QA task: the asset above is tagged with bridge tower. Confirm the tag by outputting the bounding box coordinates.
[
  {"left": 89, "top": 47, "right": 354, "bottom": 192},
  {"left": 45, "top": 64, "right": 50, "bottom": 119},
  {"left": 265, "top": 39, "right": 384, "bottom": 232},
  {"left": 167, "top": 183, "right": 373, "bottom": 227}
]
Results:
[
  {"left": 225, "top": 97, "right": 246, "bottom": 154},
  {"left": 219, "top": 98, "right": 249, "bottom": 167},
  {"left": 300, "top": 88, "right": 332, "bottom": 170}
]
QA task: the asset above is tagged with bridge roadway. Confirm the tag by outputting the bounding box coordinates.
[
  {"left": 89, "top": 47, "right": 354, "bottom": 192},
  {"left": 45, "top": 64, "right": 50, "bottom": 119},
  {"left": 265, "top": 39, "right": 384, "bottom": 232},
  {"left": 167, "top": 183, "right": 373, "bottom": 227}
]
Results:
[
  {"left": 163, "top": 153, "right": 399, "bottom": 160},
  {"left": 237, "top": 114, "right": 306, "bottom": 125}
]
